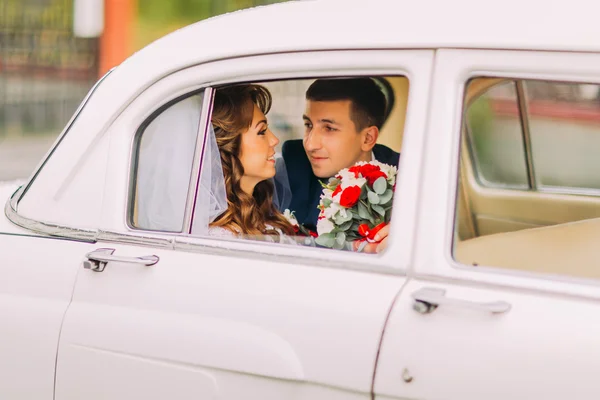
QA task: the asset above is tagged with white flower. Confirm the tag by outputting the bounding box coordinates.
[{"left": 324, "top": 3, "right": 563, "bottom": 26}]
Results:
[
  {"left": 321, "top": 188, "right": 334, "bottom": 200},
  {"left": 324, "top": 201, "right": 345, "bottom": 219},
  {"left": 340, "top": 176, "right": 367, "bottom": 190},
  {"left": 317, "top": 217, "right": 335, "bottom": 235},
  {"left": 283, "top": 209, "right": 299, "bottom": 226}
]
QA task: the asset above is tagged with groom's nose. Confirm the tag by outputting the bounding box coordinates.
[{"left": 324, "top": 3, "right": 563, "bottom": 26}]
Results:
[{"left": 304, "top": 128, "right": 322, "bottom": 151}]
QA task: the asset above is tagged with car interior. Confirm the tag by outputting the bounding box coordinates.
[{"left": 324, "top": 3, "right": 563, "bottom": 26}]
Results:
[{"left": 453, "top": 78, "right": 600, "bottom": 279}]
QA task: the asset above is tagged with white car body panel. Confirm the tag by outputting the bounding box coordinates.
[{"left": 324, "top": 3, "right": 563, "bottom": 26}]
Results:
[
  {"left": 55, "top": 245, "right": 405, "bottom": 399},
  {"left": 0, "top": 220, "right": 93, "bottom": 398},
  {"left": 2, "top": 1, "right": 600, "bottom": 399},
  {"left": 53, "top": 48, "right": 433, "bottom": 399},
  {"left": 373, "top": 49, "right": 600, "bottom": 399}
]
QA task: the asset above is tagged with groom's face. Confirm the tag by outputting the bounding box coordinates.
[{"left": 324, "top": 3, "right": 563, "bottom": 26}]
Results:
[{"left": 303, "top": 100, "right": 369, "bottom": 178}]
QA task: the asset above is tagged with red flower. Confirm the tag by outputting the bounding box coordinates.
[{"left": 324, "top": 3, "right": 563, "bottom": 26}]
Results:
[
  {"left": 332, "top": 185, "right": 342, "bottom": 197},
  {"left": 309, "top": 230, "right": 318, "bottom": 238},
  {"left": 358, "top": 164, "right": 387, "bottom": 186},
  {"left": 348, "top": 165, "right": 362, "bottom": 178},
  {"left": 364, "top": 170, "right": 387, "bottom": 186},
  {"left": 339, "top": 185, "right": 361, "bottom": 207},
  {"left": 358, "top": 223, "right": 370, "bottom": 237}
]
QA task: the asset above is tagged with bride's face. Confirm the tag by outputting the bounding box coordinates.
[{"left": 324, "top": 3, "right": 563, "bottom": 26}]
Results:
[{"left": 238, "top": 103, "right": 280, "bottom": 195}]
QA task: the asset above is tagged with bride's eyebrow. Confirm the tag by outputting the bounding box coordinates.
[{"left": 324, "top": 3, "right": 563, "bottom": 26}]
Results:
[{"left": 254, "top": 119, "right": 267, "bottom": 128}]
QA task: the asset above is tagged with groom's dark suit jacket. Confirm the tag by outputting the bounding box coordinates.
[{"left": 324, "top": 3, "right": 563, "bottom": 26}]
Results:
[{"left": 281, "top": 139, "right": 400, "bottom": 230}]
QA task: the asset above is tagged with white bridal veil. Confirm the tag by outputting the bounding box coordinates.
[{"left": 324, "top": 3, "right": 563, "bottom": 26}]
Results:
[
  {"left": 136, "top": 92, "right": 296, "bottom": 237},
  {"left": 136, "top": 94, "right": 227, "bottom": 235}
]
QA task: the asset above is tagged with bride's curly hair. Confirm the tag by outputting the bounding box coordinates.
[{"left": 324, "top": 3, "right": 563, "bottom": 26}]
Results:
[{"left": 209, "top": 84, "right": 295, "bottom": 236}]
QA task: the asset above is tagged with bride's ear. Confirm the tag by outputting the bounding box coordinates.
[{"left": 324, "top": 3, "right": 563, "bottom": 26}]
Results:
[{"left": 361, "top": 126, "right": 379, "bottom": 151}]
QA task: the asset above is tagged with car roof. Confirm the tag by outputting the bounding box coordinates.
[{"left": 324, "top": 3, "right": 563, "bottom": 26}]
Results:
[
  {"left": 136, "top": 0, "right": 600, "bottom": 60},
  {"left": 111, "top": 0, "right": 600, "bottom": 98}
]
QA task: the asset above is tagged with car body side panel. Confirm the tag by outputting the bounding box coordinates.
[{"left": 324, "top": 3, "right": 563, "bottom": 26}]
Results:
[
  {"left": 0, "top": 231, "right": 92, "bottom": 399},
  {"left": 55, "top": 245, "right": 405, "bottom": 399}
]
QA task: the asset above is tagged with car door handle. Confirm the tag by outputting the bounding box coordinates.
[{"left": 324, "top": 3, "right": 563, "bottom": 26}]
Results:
[
  {"left": 411, "top": 287, "right": 511, "bottom": 315},
  {"left": 84, "top": 248, "right": 159, "bottom": 272}
]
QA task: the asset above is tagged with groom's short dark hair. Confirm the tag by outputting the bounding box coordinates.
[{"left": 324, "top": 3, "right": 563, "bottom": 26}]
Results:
[{"left": 306, "top": 78, "right": 387, "bottom": 131}]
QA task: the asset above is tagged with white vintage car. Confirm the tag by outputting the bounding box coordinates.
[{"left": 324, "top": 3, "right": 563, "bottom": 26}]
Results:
[{"left": 3, "top": 0, "right": 600, "bottom": 399}]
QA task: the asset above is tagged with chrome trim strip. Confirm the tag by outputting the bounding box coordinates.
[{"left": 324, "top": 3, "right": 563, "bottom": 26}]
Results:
[
  {"left": 97, "top": 230, "right": 174, "bottom": 249},
  {"left": 516, "top": 80, "right": 537, "bottom": 190},
  {"left": 182, "top": 88, "right": 214, "bottom": 234},
  {"left": 5, "top": 186, "right": 96, "bottom": 242},
  {"left": 174, "top": 236, "right": 404, "bottom": 277}
]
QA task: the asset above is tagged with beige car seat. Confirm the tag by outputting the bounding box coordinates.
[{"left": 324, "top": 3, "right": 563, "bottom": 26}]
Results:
[{"left": 455, "top": 217, "right": 600, "bottom": 279}]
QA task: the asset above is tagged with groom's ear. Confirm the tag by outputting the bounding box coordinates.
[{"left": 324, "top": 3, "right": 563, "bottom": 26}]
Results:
[{"left": 361, "top": 126, "right": 379, "bottom": 152}]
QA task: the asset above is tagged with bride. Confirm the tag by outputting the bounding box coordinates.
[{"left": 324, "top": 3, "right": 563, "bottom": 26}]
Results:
[{"left": 200, "top": 84, "right": 297, "bottom": 241}]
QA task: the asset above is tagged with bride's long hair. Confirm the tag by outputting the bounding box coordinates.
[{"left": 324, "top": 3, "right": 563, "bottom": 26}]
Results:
[{"left": 209, "top": 84, "right": 294, "bottom": 236}]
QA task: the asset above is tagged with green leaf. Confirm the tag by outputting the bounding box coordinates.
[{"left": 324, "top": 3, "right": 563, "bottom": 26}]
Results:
[
  {"left": 372, "top": 204, "right": 385, "bottom": 216},
  {"left": 334, "top": 210, "right": 352, "bottom": 225},
  {"left": 373, "top": 177, "right": 387, "bottom": 194},
  {"left": 322, "top": 198, "right": 332, "bottom": 208},
  {"left": 339, "top": 220, "right": 353, "bottom": 231},
  {"left": 335, "top": 231, "right": 346, "bottom": 246},
  {"left": 379, "top": 188, "right": 394, "bottom": 204},
  {"left": 358, "top": 202, "right": 371, "bottom": 220},
  {"left": 367, "top": 191, "right": 380, "bottom": 204},
  {"left": 315, "top": 233, "right": 336, "bottom": 248}
]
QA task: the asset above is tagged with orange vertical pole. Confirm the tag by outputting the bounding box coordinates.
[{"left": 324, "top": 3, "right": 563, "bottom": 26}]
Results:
[{"left": 99, "top": 0, "right": 135, "bottom": 76}]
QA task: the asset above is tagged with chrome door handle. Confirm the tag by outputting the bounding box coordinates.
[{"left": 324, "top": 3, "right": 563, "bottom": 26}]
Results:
[
  {"left": 411, "top": 287, "right": 511, "bottom": 315},
  {"left": 83, "top": 248, "right": 159, "bottom": 272}
]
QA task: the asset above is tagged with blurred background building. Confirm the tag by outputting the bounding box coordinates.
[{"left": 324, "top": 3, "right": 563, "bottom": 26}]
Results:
[{"left": 0, "top": 0, "right": 284, "bottom": 180}]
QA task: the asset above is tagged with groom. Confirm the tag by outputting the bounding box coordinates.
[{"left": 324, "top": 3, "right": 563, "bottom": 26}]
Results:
[{"left": 281, "top": 78, "right": 399, "bottom": 252}]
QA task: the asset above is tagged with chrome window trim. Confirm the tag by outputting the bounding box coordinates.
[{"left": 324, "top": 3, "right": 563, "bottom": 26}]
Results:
[
  {"left": 5, "top": 183, "right": 402, "bottom": 274},
  {"left": 516, "top": 80, "right": 537, "bottom": 190},
  {"left": 183, "top": 88, "right": 214, "bottom": 234},
  {"left": 18, "top": 68, "right": 115, "bottom": 202},
  {"left": 5, "top": 186, "right": 96, "bottom": 242}
]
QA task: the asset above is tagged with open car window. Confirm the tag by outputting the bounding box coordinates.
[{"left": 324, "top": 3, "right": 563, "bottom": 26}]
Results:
[{"left": 130, "top": 76, "right": 408, "bottom": 254}]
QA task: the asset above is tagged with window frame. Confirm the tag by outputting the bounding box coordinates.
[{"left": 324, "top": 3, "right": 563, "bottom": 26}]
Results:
[
  {"left": 128, "top": 88, "right": 213, "bottom": 233},
  {"left": 105, "top": 49, "right": 435, "bottom": 274}
]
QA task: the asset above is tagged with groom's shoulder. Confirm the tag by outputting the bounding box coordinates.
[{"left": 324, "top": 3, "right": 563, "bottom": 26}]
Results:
[
  {"left": 373, "top": 143, "right": 400, "bottom": 165},
  {"left": 282, "top": 139, "right": 305, "bottom": 160},
  {"left": 282, "top": 139, "right": 311, "bottom": 172}
]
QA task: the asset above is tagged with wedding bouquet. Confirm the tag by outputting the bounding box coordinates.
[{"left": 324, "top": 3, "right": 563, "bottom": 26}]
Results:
[
  {"left": 283, "top": 209, "right": 318, "bottom": 238},
  {"left": 314, "top": 161, "right": 397, "bottom": 250}
]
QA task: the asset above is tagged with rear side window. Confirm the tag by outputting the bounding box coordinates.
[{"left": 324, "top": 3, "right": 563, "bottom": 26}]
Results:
[
  {"left": 466, "top": 81, "right": 528, "bottom": 188},
  {"left": 466, "top": 78, "right": 600, "bottom": 193},
  {"left": 132, "top": 92, "right": 204, "bottom": 232}
]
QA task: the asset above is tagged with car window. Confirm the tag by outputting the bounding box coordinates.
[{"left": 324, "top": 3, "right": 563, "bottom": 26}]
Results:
[
  {"left": 524, "top": 80, "right": 600, "bottom": 191},
  {"left": 130, "top": 76, "right": 406, "bottom": 254},
  {"left": 191, "top": 77, "right": 408, "bottom": 250},
  {"left": 454, "top": 77, "right": 600, "bottom": 280},
  {"left": 132, "top": 92, "right": 204, "bottom": 232},
  {"left": 466, "top": 81, "right": 529, "bottom": 188},
  {"left": 466, "top": 78, "right": 600, "bottom": 193}
]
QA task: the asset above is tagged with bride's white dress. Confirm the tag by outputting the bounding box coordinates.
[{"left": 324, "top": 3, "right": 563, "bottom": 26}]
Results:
[{"left": 208, "top": 225, "right": 313, "bottom": 246}]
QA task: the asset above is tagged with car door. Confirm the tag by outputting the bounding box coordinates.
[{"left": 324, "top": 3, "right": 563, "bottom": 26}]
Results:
[
  {"left": 54, "top": 49, "right": 434, "bottom": 399},
  {"left": 374, "top": 49, "right": 600, "bottom": 400},
  {"left": 0, "top": 183, "right": 95, "bottom": 400}
]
